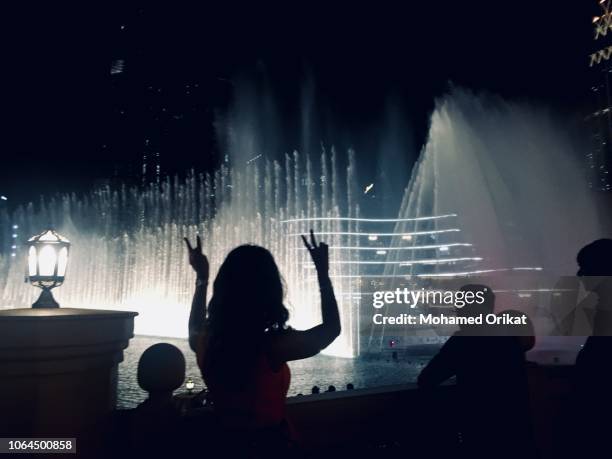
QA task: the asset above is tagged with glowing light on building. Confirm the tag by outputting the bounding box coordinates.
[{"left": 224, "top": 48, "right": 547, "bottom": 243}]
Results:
[
  {"left": 281, "top": 214, "right": 457, "bottom": 223},
  {"left": 302, "top": 257, "right": 483, "bottom": 266},
  {"left": 111, "top": 59, "right": 125, "bottom": 75},
  {"left": 417, "top": 267, "right": 543, "bottom": 278},
  {"left": 290, "top": 229, "right": 460, "bottom": 237},
  {"left": 293, "top": 243, "right": 472, "bottom": 251}
]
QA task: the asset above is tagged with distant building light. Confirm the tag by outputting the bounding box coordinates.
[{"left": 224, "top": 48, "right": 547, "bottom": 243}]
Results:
[
  {"left": 111, "top": 59, "right": 125, "bottom": 75},
  {"left": 364, "top": 183, "right": 374, "bottom": 194},
  {"left": 12, "top": 225, "right": 18, "bottom": 229},
  {"left": 402, "top": 235, "right": 412, "bottom": 241},
  {"left": 376, "top": 250, "right": 387, "bottom": 255},
  {"left": 12, "top": 234, "right": 17, "bottom": 238},
  {"left": 439, "top": 246, "right": 449, "bottom": 251},
  {"left": 11, "top": 253, "right": 16, "bottom": 257},
  {"left": 0, "top": 196, "right": 7, "bottom": 201},
  {"left": 11, "top": 245, "right": 16, "bottom": 249},
  {"left": 368, "top": 235, "right": 378, "bottom": 241}
]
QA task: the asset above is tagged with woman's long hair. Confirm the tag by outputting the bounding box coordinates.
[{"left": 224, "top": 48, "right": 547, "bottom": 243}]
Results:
[{"left": 204, "top": 245, "right": 289, "bottom": 388}]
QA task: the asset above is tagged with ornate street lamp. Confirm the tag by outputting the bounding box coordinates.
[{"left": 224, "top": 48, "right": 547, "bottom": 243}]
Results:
[{"left": 25, "top": 229, "right": 70, "bottom": 308}]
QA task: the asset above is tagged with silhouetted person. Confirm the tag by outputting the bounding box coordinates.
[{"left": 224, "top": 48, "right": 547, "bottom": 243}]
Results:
[
  {"left": 327, "top": 385, "right": 336, "bottom": 392},
  {"left": 184, "top": 231, "right": 340, "bottom": 457},
  {"left": 497, "top": 309, "right": 536, "bottom": 352},
  {"left": 549, "top": 276, "right": 583, "bottom": 336},
  {"left": 311, "top": 386, "right": 320, "bottom": 394},
  {"left": 575, "top": 239, "right": 612, "bottom": 336},
  {"left": 137, "top": 343, "right": 186, "bottom": 414},
  {"left": 417, "top": 284, "right": 534, "bottom": 459},
  {"left": 346, "top": 383, "right": 354, "bottom": 390},
  {"left": 130, "top": 343, "right": 187, "bottom": 458},
  {"left": 572, "top": 239, "right": 612, "bottom": 457}
]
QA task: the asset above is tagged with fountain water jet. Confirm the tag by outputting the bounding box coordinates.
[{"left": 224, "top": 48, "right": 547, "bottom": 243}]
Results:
[
  {"left": 1, "top": 87, "right": 604, "bottom": 358},
  {"left": 0, "top": 149, "right": 361, "bottom": 357},
  {"left": 388, "top": 89, "right": 600, "bottom": 276},
  {"left": 368, "top": 89, "right": 602, "bottom": 349}
]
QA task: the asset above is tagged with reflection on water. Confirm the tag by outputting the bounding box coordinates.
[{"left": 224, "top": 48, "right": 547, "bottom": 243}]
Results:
[{"left": 118, "top": 336, "right": 433, "bottom": 409}]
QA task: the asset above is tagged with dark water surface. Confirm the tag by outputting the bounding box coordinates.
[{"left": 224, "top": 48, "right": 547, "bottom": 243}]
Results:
[{"left": 118, "top": 336, "right": 431, "bottom": 408}]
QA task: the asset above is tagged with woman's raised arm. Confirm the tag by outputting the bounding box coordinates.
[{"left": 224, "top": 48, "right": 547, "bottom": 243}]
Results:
[
  {"left": 270, "top": 230, "right": 341, "bottom": 363},
  {"left": 184, "top": 235, "right": 209, "bottom": 352}
]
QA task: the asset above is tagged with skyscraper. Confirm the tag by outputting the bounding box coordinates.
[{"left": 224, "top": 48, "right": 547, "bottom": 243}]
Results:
[
  {"left": 107, "top": 8, "right": 228, "bottom": 187},
  {"left": 588, "top": 0, "right": 612, "bottom": 191}
]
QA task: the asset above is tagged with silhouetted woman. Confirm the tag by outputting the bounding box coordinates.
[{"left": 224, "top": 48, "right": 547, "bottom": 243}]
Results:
[{"left": 184, "top": 231, "right": 340, "bottom": 456}]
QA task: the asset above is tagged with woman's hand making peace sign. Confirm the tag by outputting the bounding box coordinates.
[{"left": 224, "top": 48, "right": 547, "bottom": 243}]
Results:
[
  {"left": 301, "top": 229, "right": 329, "bottom": 275},
  {"left": 184, "top": 235, "right": 209, "bottom": 281}
]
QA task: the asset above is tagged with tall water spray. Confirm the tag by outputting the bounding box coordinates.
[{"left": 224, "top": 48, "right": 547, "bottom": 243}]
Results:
[
  {"left": 388, "top": 89, "right": 600, "bottom": 277},
  {"left": 0, "top": 150, "right": 361, "bottom": 357},
  {"left": 0, "top": 87, "right": 604, "bottom": 357}
]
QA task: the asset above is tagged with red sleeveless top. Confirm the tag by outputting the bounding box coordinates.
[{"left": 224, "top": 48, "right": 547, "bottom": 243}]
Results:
[{"left": 196, "top": 334, "right": 291, "bottom": 429}]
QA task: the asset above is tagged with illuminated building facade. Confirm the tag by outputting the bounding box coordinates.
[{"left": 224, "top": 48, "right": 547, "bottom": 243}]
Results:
[
  {"left": 588, "top": 0, "right": 612, "bottom": 191},
  {"left": 0, "top": 196, "right": 20, "bottom": 258},
  {"left": 107, "top": 13, "right": 227, "bottom": 188}
]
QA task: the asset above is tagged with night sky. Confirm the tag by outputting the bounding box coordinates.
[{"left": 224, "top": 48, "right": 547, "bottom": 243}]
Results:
[{"left": 2, "top": 1, "right": 598, "bottom": 207}]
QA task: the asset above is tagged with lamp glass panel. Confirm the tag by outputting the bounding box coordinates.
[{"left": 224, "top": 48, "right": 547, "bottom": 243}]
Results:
[
  {"left": 57, "top": 247, "right": 68, "bottom": 277},
  {"left": 28, "top": 246, "right": 37, "bottom": 276},
  {"left": 38, "top": 245, "right": 57, "bottom": 276}
]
